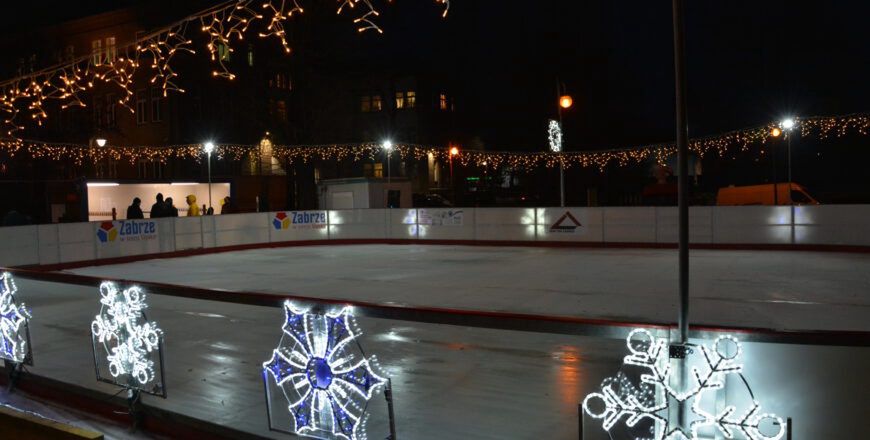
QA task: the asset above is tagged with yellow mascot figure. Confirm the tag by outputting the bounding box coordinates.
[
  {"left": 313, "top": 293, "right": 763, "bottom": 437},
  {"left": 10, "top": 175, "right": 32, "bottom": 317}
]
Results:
[{"left": 186, "top": 195, "right": 200, "bottom": 216}]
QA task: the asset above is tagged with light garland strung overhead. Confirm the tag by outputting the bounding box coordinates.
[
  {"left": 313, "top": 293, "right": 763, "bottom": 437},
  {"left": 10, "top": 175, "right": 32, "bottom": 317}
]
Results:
[
  {"left": 0, "top": 0, "right": 450, "bottom": 139},
  {"left": 0, "top": 113, "right": 867, "bottom": 169}
]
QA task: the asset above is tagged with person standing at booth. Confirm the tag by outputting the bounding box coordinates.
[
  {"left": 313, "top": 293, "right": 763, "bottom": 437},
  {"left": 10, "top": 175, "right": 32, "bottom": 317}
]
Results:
[
  {"left": 186, "top": 195, "right": 200, "bottom": 216},
  {"left": 126, "top": 197, "right": 144, "bottom": 219},
  {"left": 150, "top": 193, "right": 166, "bottom": 218}
]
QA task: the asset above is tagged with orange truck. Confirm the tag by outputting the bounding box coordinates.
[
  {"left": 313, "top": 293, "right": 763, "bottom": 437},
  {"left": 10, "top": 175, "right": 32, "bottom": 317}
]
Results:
[{"left": 716, "top": 183, "right": 819, "bottom": 206}]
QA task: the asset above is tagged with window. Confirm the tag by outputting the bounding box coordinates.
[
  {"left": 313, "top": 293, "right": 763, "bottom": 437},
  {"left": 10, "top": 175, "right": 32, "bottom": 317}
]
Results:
[
  {"left": 372, "top": 95, "right": 383, "bottom": 111},
  {"left": 374, "top": 163, "right": 384, "bottom": 178},
  {"left": 105, "top": 37, "right": 116, "bottom": 63},
  {"left": 439, "top": 93, "right": 448, "bottom": 110},
  {"left": 395, "top": 92, "right": 405, "bottom": 109},
  {"left": 361, "top": 95, "right": 371, "bottom": 112},
  {"left": 106, "top": 94, "right": 116, "bottom": 128},
  {"left": 247, "top": 45, "right": 254, "bottom": 66},
  {"left": 275, "top": 100, "right": 287, "bottom": 122},
  {"left": 150, "top": 87, "right": 162, "bottom": 122},
  {"left": 136, "top": 90, "right": 147, "bottom": 124},
  {"left": 217, "top": 43, "right": 231, "bottom": 61},
  {"left": 92, "top": 40, "right": 102, "bottom": 65},
  {"left": 64, "top": 45, "right": 75, "bottom": 62},
  {"left": 406, "top": 91, "right": 416, "bottom": 108},
  {"left": 93, "top": 96, "right": 102, "bottom": 128}
]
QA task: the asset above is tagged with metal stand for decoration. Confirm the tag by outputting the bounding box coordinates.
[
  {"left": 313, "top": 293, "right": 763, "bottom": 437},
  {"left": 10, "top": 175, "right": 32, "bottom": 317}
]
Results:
[
  {"left": 263, "top": 301, "right": 390, "bottom": 440},
  {"left": 90, "top": 282, "right": 166, "bottom": 431}
]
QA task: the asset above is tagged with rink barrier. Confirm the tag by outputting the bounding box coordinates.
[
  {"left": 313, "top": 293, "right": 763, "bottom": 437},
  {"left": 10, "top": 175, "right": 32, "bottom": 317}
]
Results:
[
  {"left": 2, "top": 205, "right": 870, "bottom": 269},
  {"left": 6, "top": 266, "right": 869, "bottom": 347}
]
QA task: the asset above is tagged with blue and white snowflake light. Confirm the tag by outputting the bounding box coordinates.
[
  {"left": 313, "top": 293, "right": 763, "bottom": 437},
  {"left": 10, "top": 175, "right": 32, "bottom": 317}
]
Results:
[
  {"left": 91, "top": 282, "right": 163, "bottom": 389},
  {"left": 583, "top": 328, "right": 785, "bottom": 440},
  {"left": 0, "top": 272, "right": 31, "bottom": 363},
  {"left": 263, "top": 301, "right": 387, "bottom": 440}
]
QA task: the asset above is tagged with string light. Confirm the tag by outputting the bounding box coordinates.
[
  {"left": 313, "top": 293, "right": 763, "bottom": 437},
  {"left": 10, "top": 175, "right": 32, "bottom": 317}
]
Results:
[
  {"left": 583, "top": 329, "right": 785, "bottom": 440},
  {"left": 0, "top": 272, "right": 31, "bottom": 364},
  {"left": 548, "top": 119, "right": 562, "bottom": 153},
  {"left": 263, "top": 301, "right": 386, "bottom": 440},
  {"left": 91, "top": 281, "right": 164, "bottom": 388},
  {"left": 0, "top": 0, "right": 450, "bottom": 138}
]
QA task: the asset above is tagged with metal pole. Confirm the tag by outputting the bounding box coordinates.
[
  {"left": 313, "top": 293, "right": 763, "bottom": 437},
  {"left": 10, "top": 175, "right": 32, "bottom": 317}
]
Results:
[
  {"left": 557, "top": 79, "right": 566, "bottom": 207},
  {"left": 773, "top": 141, "right": 778, "bottom": 205},
  {"left": 450, "top": 155, "right": 454, "bottom": 204},
  {"left": 207, "top": 151, "right": 213, "bottom": 210},
  {"left": 387, "top": 151, "right": 391, "bottom": 184},
  {"left": 787, "top": 133, "right": 792, "bottom": 204},
  {"left": 672, "top": 0, "right": 690, "bottom": 345}
]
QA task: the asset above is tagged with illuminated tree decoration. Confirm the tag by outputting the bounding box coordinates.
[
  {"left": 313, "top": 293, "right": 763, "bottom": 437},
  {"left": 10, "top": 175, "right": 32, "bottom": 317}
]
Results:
[
  {"left": 0, "top": 272, "right": 32, "bottom": 364},
  {"left": 548, "top": 119, "right": 562, "bottom": 152},
  {"left": 583, "top": 329, "right": 785, "bottom": 440},
  {"left": 91, "top": 281, "right": 165, "bottom": 395},
  {"left": 263, "top": 301, "right": 387, "bottom": 440}
]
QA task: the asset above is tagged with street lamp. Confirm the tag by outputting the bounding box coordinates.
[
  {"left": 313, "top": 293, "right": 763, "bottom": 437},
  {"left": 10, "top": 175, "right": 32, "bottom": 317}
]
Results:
[
  {"left": 555, "top": 86, "right": 573, "bottom": 207},
  {"left": 95, "top": 138, "right": 107, "bottom": 147},
  {"left": 449, "top": 146, "right": 459, "bottom": 204},
  {"left": 203, "top": 141, "right": 215, "bottom": 210},
  {"left": 780, "top": 118, "right": 797, "bottom": 205},
  {"left": 382, "top": 140, "right": 393, "bottom": 183}
]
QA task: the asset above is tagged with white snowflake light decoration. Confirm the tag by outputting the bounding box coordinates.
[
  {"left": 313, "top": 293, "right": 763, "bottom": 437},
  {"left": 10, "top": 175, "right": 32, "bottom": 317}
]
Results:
[
  {"left": 91, "top": 282, "right": 164, "bottom": 392},
  {"left": 0, "top": 272, "right": 31, "bottom": 364},
  {"left": 583, "top": 328, "right": 785, "bottom": 440},
  {"left": 548, "top": 119, "right": 562, "bottom": 152},
  {"left": 263, "top": 301, "right": 387, "bottom": 440}
]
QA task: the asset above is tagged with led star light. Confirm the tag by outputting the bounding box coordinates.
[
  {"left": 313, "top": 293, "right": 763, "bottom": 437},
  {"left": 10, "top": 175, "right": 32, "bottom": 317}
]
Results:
[
  {"left": 91, "top": 282, "right": 163, "bottom": 388},
  {"left": 263, "top": 301, "right": 386, "bottom": 440},
  {"left": 583, "top": 328, "right": 785, "bottom": 440},
  {"left": 0, "top": 272, "right": 31, "bottom": 363},
  {"left": 548, "top": 119, "right": 562, "bottom": 153}
]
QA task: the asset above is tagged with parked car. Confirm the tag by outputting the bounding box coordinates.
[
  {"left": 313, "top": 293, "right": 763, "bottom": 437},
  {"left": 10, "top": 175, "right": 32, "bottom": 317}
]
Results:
[{"left": 413, "top": 193, "right": 453, "bottom": 207}]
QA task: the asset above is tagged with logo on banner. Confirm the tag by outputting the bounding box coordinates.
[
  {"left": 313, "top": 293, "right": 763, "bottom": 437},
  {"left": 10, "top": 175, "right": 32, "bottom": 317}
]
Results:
[
  {"left": 96, "top": 220, "right": 157, "bottom": 243},
  {"left": 549, "top": 211, "right": 582, "bottom": 233},
  {"left": 273, "top": 211, "right": 327, "bottom": 230},
  {"left": 418, "top": 209, "right": 464, "bottom": 226},
  {"left": 273, "top": 212, "right": 290, "bottom": 230},
  {"left": 97, "top": 222, "right": 119, "bottom": 242}
]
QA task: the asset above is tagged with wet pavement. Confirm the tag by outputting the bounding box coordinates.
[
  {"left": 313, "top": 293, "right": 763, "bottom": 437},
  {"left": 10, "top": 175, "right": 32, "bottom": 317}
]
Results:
[
  {"left": 9, "top": 277, "right": 870, "bottom": 439},
  {"left": 70, "top": 244, "right": 870, "bottom": 332}
]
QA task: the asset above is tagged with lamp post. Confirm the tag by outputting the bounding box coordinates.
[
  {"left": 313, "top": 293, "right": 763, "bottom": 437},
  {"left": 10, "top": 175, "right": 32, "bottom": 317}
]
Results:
[
  {"left": 382, "top": 140, "right": 393, "bottom": 183},
  {"left": 556, "top": 85, "right": 573, "bottom": 208},
  {"left": 203, "top": 141, "right": 215, "bottom": 210},
  {"left": 781, "top": 118, "right": 796, "bottom": 204},
  {"left": 449, "top": 146, "right": 459, "bottom": 204}
]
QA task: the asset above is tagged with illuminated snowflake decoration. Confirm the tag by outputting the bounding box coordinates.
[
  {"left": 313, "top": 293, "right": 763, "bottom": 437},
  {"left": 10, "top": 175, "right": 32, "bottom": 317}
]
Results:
[
  {"left": 263, "top": 301, "right": 387, "bottom": 440},
  {"left": 548, "top": 119, "right": 562, "bottom": 152},
  {"left": 583, "top": 329, "right": 785, "bottom": 440},
  {"left": 0, "top": 272, "right": 31, "bottom": 363},
  {"left": 91, "top": 282, "right": 163, "bottom": 388}
]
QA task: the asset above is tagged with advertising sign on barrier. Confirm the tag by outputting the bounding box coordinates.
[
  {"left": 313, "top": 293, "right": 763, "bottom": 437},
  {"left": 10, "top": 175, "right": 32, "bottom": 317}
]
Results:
[
  {"left": 272, "top": 211, "right": 327, "bottom": 230},
  {"left": 96, "top": 220, "right": 159, "bottom": 244},
  {"left": 549, "top": 211, "right": 582, "bottom": 233}
]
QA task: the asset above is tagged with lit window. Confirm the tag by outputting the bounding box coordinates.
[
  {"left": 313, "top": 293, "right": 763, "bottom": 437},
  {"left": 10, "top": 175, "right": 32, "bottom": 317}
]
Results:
[
  {"left": 372, "top": 95, "right": 383, "bottom": 111},
  {"left": 217, "top": 43, "right": 231, "bottom": 61},
  {"left": 406, "top": 91, "right": 416, "bottom": 108},
  {"left": 374, "top": 163, "right": 384, "bottom": 178},
  {"left": 439, "top": 93, "right": 448, "bottom": 110},
  {"left": 92, "top": 40, "right": 102, "bottom": 65},
  {"left": 247, "top": 45, "right": 254, "bottom": 66},
  {"left": 136, "top": 90, "right": 147, "bottom": 124},
  {"left": 395, "top": 92, "right": 405, "bottom": 109},
  {"left": 105, "top": 37, "right": 116, "bottom": 63},
  {"left": 361, "top": 96, "right": 371, "bottom": 112},
  {"left": 150, "top": 87, "right": 162, "bottom": 122},
  {"left": 106, "top": 94, "right": 116, "bottom": 128}
]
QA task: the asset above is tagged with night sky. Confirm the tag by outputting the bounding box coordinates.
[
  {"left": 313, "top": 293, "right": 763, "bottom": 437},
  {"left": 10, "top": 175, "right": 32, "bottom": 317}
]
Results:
[{"left": 6, "top": 1, "right": 870, "bottom": 151}]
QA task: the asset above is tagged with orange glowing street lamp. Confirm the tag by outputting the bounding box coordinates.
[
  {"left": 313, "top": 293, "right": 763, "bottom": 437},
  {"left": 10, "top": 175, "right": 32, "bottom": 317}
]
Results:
[
  {"left": 449, "top": 146, "right": 459, "bottom": 203},
  {"left": 770, "top": 127, "right": 782, "bottom": 137},
  {"left": 559, "top": 95, "right": 573, "bottom": 109}
]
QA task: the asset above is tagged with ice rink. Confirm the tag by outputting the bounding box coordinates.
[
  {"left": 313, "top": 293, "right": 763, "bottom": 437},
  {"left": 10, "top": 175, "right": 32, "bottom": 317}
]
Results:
[
  {"left": 7, "top": 244, "right": 870, "bottom": 439},
  {"left": 71, "top": 244, "right": 870, "bottom": 332}
]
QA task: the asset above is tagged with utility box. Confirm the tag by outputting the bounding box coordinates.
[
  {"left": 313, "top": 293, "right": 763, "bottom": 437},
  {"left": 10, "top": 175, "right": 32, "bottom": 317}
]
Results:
[{"left": 318, "top": 178, "right": 412, "bottom": 209}]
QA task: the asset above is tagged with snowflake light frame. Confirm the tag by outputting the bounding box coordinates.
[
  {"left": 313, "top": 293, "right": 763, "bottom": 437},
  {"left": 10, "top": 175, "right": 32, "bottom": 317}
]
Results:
[
  {"left": 262, "top": 301, "right": 387, "bottom": 440},
  {"left": 583, "top": 328, "right": 785, "bottom": 440},
  {"left": 0, "top": 272, "right": 32, "bottom": 366},
  {"left": 90, "top": 281, "right": 166, "bottom": 397}
]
